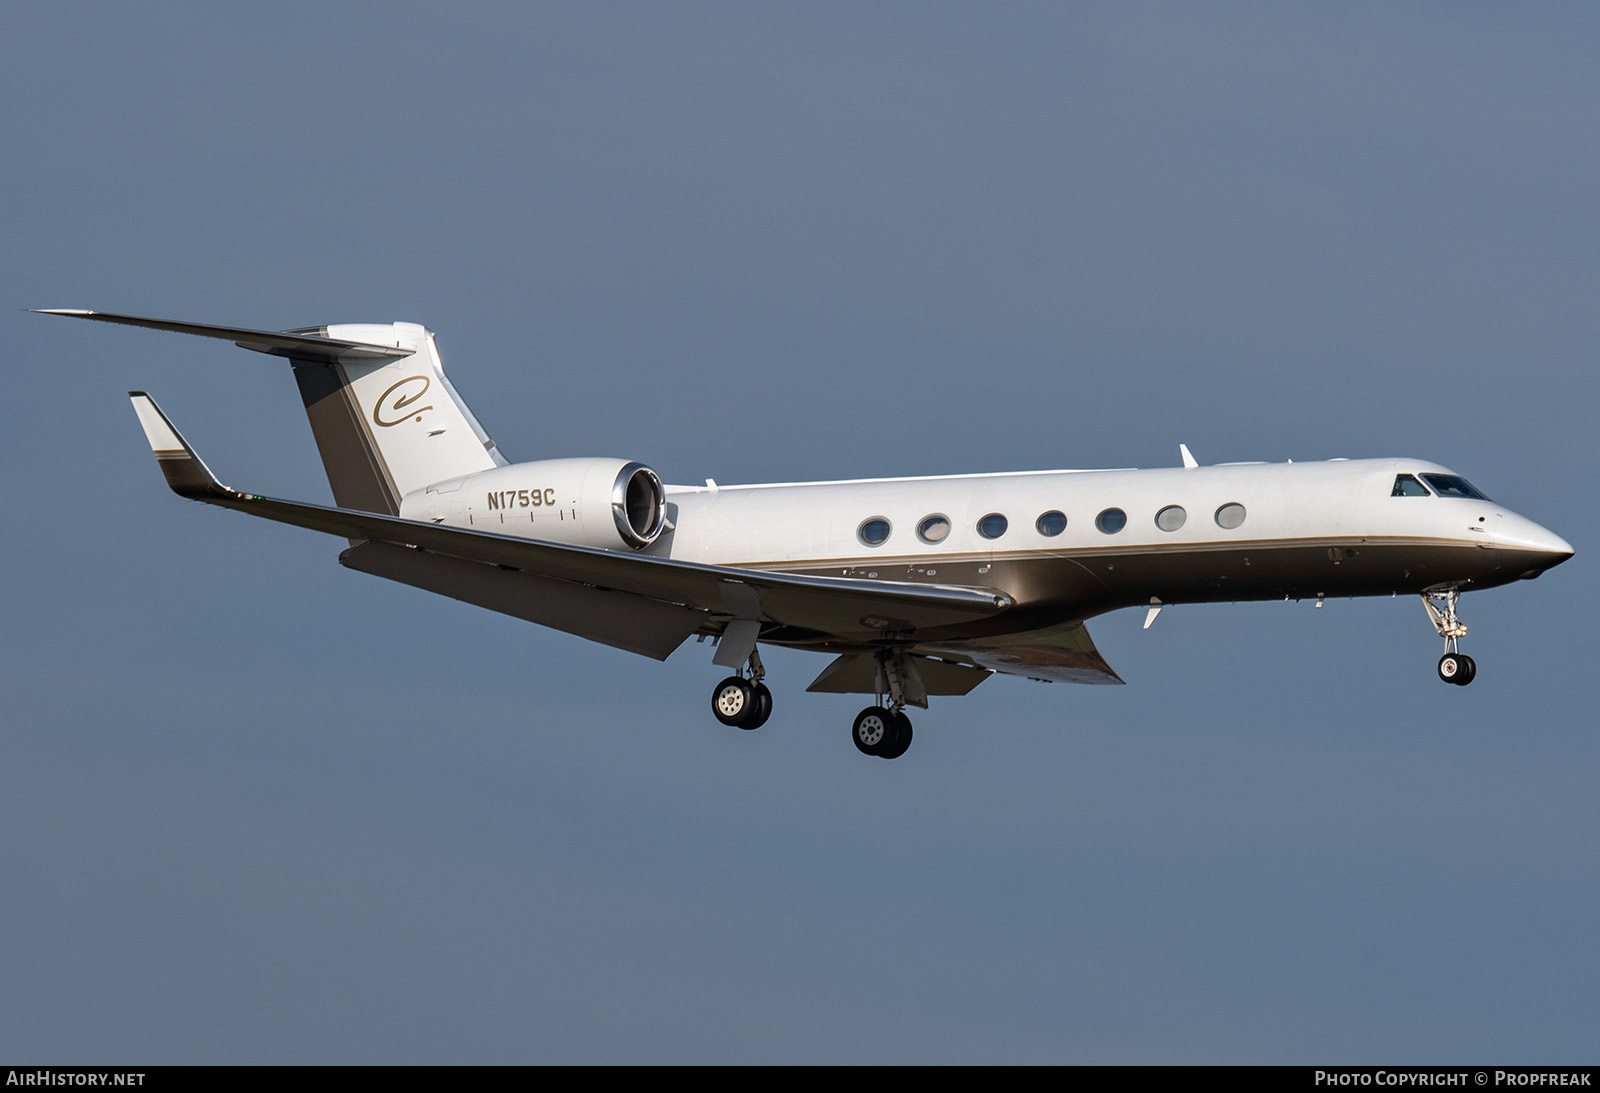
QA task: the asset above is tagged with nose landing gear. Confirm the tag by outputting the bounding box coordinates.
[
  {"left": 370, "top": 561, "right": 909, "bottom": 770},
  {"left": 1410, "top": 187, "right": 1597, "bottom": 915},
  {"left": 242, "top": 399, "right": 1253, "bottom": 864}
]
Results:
[
  {"left": 1437, "top": 651, "right": 1476, "bottom": 685},
  {"left": 1423, "top": 590, "right": 1477, "bottom": 686}
]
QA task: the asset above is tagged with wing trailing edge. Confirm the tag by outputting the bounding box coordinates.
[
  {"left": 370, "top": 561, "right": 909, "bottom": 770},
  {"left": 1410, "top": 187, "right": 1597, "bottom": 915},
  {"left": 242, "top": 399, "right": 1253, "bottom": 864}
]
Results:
[{"left": 918, "top": 620, "right": 1126, "bottom": 685}]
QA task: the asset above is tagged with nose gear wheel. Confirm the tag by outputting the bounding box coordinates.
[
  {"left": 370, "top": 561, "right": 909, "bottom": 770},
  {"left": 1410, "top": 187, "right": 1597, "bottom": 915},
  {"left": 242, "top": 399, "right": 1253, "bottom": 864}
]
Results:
[{"left": 1437, "top": 652, "right": 1477, "bottom": 686}]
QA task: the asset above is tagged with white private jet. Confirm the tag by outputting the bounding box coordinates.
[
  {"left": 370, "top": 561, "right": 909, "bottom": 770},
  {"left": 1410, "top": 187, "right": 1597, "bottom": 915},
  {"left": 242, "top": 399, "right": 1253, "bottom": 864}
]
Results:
[{"left": 43, "top": 310, "right": 1573, "bottom": 759}]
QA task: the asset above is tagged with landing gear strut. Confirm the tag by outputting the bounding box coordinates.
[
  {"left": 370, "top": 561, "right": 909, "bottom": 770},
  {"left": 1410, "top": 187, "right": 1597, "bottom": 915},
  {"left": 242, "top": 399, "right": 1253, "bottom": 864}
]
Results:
[{"left": 1422, "top": 590, "right": 1477, "bottom": 686}]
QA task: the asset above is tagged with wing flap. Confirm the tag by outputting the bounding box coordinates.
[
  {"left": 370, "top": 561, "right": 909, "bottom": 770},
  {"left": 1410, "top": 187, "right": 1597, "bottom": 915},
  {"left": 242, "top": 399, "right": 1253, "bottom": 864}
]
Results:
[
  {"left": 918, "top": 620, "right": 1125, "bottom": 685},
  {"left": 806, "top": 652, "right": 991, "bottom": 696}
]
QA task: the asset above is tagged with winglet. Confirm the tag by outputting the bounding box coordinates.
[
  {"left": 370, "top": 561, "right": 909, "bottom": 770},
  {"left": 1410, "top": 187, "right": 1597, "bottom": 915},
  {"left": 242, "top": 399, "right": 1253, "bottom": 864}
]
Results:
[{"left": 129, "top": 392, "right": 237, "bottom": 500}]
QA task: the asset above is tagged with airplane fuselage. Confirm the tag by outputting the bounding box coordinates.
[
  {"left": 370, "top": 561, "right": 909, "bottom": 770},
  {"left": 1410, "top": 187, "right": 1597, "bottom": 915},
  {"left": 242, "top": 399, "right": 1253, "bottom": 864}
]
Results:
[{"left": 406, "top": 456, "right": 1567, "bottom": 651}]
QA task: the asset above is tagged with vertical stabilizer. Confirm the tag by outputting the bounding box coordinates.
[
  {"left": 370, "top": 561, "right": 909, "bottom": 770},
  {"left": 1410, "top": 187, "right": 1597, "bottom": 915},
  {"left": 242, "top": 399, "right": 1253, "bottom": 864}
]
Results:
[{"left": 288, "top": 323, "right": 506, "bottom": 514}]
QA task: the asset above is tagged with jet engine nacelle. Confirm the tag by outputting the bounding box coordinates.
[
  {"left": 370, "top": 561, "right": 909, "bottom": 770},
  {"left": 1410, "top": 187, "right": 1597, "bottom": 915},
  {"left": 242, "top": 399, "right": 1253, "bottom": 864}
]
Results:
[{"left": 401, "top": 457, "right": 668, "bottom": 550}]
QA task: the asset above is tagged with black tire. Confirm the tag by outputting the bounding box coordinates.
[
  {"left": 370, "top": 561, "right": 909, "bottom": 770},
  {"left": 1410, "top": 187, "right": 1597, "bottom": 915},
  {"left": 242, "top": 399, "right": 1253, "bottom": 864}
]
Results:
[
  {"left": 712, "top": 676, "right": 756, "bottom": 726},
  {"left": 852, "top": 706, "right": 894, "bottom": 756},
  {"left": 1456, "top": 654, "right": 1477, "bottom": 686},
  {"left": 1438, "top": 653, "right": 1467, "bottom": 684},
  {"left": 877, "top": 712, "right": 913, "bottom": 759},
  {"left": 743, "top": 683, "right": 773, "bottom": 730}
]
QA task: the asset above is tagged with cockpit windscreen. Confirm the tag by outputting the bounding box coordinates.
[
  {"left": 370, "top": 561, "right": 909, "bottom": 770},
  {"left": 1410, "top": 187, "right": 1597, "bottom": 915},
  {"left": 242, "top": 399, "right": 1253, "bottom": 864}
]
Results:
[
  {"left": 1392, "top": 474, "right": 1430, "bottom": 497},
  {"left": 1421, "top": 474, "right": 1490, "bottom": 501}
]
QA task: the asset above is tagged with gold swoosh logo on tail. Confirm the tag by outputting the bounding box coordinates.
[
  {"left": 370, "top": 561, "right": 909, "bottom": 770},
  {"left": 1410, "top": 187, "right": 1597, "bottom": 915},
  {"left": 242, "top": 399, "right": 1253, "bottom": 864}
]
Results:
[{"left": 373, "top": 375, "right": 434, "bottom": 427}]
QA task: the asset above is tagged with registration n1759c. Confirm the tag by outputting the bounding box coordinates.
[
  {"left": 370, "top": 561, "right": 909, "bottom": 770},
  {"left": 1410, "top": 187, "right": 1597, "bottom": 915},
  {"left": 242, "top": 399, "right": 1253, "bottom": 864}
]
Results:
[{"left": 485, "top": 488, "right": 556, "bottom": 510}]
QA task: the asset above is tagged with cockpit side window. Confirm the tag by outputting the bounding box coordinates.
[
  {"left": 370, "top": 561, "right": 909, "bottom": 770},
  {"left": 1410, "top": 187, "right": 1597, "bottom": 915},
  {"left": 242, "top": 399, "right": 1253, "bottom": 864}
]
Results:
[
  {"left": 1392, "top": 474, "right": 1431, "bottom": 497},
  {"left": 1421, "top": 474, "right": 1490, "bottom": 500}
]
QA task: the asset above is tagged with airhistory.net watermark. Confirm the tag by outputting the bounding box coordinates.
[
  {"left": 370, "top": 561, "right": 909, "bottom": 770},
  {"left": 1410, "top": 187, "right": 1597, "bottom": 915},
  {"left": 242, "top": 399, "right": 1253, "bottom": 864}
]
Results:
[{"left": 6, "top": 1073, "right": 145, "bottom": 1087}]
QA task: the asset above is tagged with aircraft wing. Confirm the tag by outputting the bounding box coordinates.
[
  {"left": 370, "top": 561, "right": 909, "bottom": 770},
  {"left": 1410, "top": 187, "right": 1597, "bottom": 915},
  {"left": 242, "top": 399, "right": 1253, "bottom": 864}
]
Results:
[{"left": 129, "top": 394, "right": 1014, "bottom": 659}]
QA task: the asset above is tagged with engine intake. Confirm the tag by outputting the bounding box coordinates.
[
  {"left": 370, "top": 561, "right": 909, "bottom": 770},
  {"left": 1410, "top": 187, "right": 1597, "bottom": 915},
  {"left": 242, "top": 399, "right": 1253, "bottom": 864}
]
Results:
[{"left": 611, "top": 462, "right": 667, "bottom": 548}]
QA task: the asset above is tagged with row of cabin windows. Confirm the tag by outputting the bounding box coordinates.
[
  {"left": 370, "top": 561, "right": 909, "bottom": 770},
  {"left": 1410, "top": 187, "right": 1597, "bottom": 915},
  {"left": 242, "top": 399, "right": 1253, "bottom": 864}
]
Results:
[
  {"left": 856, "top": 503, "right": 1248, "bottom": 548},
  {"left": 854, "top": 473, "right": 1486, "bottom": 548}
]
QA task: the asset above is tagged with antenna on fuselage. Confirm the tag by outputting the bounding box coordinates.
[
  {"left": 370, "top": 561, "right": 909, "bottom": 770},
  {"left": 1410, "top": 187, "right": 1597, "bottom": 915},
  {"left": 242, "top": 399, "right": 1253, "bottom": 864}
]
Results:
[
  {"left": 1143, "top": 597, "right": 1164, "bottom": 629},
  {"left": 1179, "top": 444, "right": 1198, "bottom": 469}
]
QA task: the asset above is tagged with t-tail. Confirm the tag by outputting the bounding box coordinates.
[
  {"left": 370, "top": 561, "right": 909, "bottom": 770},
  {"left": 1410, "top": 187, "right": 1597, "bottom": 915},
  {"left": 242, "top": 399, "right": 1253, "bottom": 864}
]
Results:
[{"left": 35, "top": 310, "right": 507, "bottom": 513}]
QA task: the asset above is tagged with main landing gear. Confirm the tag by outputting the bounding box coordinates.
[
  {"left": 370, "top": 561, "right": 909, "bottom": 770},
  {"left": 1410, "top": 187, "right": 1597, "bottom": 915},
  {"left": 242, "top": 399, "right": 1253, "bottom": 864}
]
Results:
[
  {"left": 711, "top": 675, "right": 772, "bottom": 729},
  {"left": 1422, "top": 590, "right": 1477, "bottom": 687},
  {"left": 710, "top": 645, "right": 772, "bottom": 730},
  {"left": 850, "top": 647, "right": 921, "bottom": 760},
  {"left": 706, "top": 640, "right": 920, "bottom": 758},
  {"left": 851, "top": 706, "right": 912, "bottom": 759}
]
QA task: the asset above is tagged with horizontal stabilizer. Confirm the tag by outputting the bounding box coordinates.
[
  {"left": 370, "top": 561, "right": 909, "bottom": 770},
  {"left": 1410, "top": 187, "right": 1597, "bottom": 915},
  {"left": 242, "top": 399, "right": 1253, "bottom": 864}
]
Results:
[{"left": 35, "top": 310, "right": 414, "bottom": 362}]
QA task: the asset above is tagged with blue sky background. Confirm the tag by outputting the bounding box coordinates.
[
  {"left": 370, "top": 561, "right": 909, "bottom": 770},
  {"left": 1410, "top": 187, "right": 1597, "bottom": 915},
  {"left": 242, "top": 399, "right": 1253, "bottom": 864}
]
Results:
[{"left": 3, "top": 2, "right": 1595, "bottom": 1063}]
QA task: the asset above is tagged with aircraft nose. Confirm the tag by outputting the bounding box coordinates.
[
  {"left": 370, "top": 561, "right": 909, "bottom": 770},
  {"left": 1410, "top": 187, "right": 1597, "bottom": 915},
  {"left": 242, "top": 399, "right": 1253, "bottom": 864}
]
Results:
[{"left": 1494, "top": 513, "right": 1574, "bottom": 571}]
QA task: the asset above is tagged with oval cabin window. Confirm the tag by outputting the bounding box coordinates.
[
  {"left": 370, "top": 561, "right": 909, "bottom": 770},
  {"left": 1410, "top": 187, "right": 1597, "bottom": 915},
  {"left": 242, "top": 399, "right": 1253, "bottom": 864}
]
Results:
[
  {"left": 917, "top": 514, "right": 952, "bottom": 544},
  {"left": 1036, "top": 510, "right": 1067, "bottom": 537},
  {"left": 1095, "top": 508, "right": 1127, "bottom": 534},
  {"left": 977, "top": 513, "right": 1009, "bottom": 539},
  {"left": 1215, "top": 503, "right": 1246, "bottom": 530},
  {"left": 857, "top": 517, "right": 892, "bottom": 546}
]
